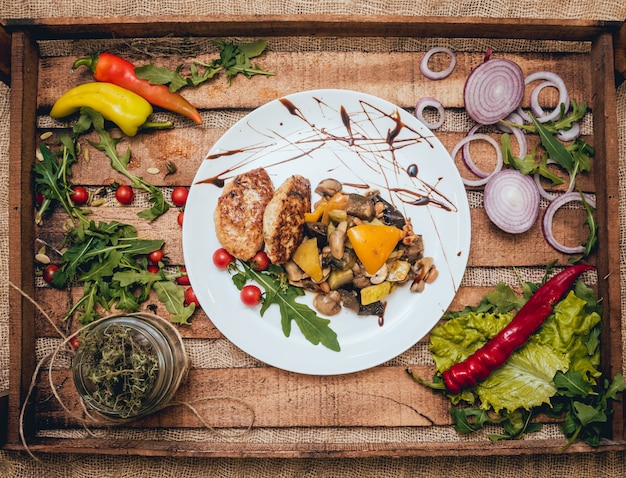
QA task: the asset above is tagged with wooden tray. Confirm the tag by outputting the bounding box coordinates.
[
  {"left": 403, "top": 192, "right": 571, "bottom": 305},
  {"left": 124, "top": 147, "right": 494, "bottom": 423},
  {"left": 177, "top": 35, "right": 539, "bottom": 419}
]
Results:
[{"left": 2, "top": 15, "right": 625, "bottom": 457}]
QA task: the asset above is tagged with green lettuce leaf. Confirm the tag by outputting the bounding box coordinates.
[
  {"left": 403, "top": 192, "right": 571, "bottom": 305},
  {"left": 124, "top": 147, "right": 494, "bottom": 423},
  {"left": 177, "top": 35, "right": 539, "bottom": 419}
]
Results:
[
  {"left": 477, "top": 341, "right": 568, "bottom": 413},
  {"left": 429, "top": 287, "right": 603, "bottom": 414}
]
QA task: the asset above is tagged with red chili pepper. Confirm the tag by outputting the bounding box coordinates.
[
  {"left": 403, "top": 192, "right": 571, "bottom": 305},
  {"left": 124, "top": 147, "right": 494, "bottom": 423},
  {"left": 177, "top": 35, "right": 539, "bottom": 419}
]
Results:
[
  {"left": 442, "top": 263, "right": 595, "bottom": 394},
  {"left": 73, "top": 52, "right": 202, "bottom": 125}
]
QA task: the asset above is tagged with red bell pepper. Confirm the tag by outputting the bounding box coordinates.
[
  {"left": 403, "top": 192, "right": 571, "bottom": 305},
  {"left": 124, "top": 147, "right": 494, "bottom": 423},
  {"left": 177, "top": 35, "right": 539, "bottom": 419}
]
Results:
[
  {"left": 442, "top": 263, "right": 595, "bottom": 394},
  {"left": 73, "top": 52, "right": 202, "bottom": 125}
]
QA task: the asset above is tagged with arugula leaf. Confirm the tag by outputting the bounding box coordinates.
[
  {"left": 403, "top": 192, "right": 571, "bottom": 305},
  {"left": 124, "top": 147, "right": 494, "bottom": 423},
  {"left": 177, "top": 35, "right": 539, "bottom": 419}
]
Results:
[
  {"left": 530, "top": 113, "right": 574, "bottom": 172},
  {"left": 33, "top": 140, "right": 91, "bottom": 226},
  {"left": 153, "top": 280, "right": 195, "bottom": 325},
  {"left": 134, "top": 39, "right": 274, "bottom": 92},
  {"left": 231, "top": 261, "right": 340, "bottom": 352},
  {"left": 501, "top": 133, "right": 564, "bottom": 185}
]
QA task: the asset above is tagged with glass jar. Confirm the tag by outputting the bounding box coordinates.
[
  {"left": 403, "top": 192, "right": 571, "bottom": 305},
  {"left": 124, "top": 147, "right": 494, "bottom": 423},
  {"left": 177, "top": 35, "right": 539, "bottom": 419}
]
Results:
[{"left": 72, "top": 313, "right": 189, "bottom": 421}]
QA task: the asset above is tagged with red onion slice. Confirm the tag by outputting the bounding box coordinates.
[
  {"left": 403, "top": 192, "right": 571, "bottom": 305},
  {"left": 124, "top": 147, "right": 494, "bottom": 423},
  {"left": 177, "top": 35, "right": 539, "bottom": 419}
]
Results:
[
  {"left": 414, "top": 97, "right": 445, "bottom": 129},
  {"left": 451, "top": 133, "right": 503, "bottom": 187},
  {"left": 497, "top": 111, "right": 525, "bottom": 133},
  {"left": 420, "top": 47, "right": 456, "bottom": 80},
  {"left": 464, "top": 57, "right": 525, "bottom": 125},
  {"left": 556, "top": 121, "right": 580, "bottom": 142},
  {"left": 483, "top": 169, "right": 540, "bottom": 234},
  {"left": 533, "top": 158, "right": 575, "bottom": 202},
  {"left": 517, "top": 71, "right": 570, "bottom": 124},
  {"left": 542, "top": 191, "right": 596, "bottom": 254}
]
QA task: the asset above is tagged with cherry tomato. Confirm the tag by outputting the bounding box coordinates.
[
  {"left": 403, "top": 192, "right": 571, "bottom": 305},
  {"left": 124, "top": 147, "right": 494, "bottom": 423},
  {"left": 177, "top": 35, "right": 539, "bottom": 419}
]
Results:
[
  {"left": 115, "top": 185, "right": 134, "bottom": 205},
  {"left": 70, "top": 186, "right": 89, "bottom": 205},
  {"left": 148, "top": 249, "right": 165, "bottom": 264},
  {"left": 42, "top": 264, "right": 59, "bottom": 284},
  {"left": 68, "top": 336, "right": 80, "bottom": 351},
  {"left": 176, "top": 267, "right": 190, "bottom": 286},
  {"left": 240, "top": 284, "right": 262, "bottom": 306},
  {"left": 171, "top": 186, "right": 189, "bottom": 207},
  {"left": 251, "top": 251, "right": 271, "bottom": 271},
  {"left": 35, "top": 192, "right": 45, "bottom": 206},
  {"left": 177, "top": 211, "right": 184, "bottom": 227},
  {"left": 184, "top": 286, "right": 200, "bottom": 307},
  {"left": 212, "top": 248, "right": 234, "bottom": 269},
  {"left": 147, "top": 265, "right": 160, "bottom": 274}
]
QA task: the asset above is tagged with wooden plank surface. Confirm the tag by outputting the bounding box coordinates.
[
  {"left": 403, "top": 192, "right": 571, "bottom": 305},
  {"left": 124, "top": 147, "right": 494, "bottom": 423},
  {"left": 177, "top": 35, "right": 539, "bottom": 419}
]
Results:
[
  {"left": 38, "top": 52, "right": 593, "bottom": 111},
  {"left": 6, "top": 16, "right": 625, "bottom": 457}
]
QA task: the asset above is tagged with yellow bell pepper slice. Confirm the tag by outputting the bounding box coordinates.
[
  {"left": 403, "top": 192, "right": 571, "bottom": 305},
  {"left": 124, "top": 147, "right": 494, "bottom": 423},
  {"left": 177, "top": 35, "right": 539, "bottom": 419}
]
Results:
[
  {"left": 304, "top": 201, "right": 327, "bottom": 223},
  {"left": 347, "top": 224, "right": 404, "bottom": 275},
  {"left": 292, "top": 237, "right": 324, "bottom": 282},
  {"left": 321, "top": 193, "right": 348, "bottom": 225}
]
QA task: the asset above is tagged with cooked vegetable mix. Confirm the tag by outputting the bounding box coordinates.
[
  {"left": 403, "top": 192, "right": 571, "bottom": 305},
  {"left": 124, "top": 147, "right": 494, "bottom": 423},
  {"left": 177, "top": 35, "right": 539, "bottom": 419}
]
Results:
[{"left": 285, "top": 180, "right": 435, "bottom": 317}]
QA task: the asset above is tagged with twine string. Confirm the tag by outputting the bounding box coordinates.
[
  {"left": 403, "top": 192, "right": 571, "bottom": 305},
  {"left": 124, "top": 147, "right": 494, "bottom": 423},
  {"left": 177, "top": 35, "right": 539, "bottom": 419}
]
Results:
[{"left": 7, "top": 280, "right": 256, "bottom": 461}]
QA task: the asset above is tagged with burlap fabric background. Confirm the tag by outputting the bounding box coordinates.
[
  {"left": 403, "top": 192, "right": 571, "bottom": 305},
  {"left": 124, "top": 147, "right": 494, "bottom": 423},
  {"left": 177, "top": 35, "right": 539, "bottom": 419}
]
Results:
[{"left": 2, "top": 1, "right": 626, "bottom": 476}]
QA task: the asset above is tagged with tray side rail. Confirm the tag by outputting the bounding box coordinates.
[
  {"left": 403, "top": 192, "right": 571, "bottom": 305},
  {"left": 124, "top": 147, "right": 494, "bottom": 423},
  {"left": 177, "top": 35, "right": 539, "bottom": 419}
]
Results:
[
  {"left": 1, "top": 15, "right": 623, "bottom": 42},
  {"left": 6, "top": 30, "right": 39, "bottom": 446},
  {"left": 590, "top": 31, "right": 625, "bottom": 442}
]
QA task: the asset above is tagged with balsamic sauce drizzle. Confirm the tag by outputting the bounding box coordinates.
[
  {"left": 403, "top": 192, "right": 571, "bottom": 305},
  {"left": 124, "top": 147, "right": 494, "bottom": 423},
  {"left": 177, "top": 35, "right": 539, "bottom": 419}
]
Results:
[{"left": 198, "top": 96, "right": 457, "bottom": 215}]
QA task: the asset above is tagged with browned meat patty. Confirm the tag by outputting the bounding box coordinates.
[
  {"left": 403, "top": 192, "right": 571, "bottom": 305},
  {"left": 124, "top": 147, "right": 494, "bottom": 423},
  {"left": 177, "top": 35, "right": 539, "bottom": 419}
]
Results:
[
  {"left": 263, "top": 175, "right": 311, "bottom": 264},
  {"left": 214, "top": 168, "right": 275, "bottom": 261}
]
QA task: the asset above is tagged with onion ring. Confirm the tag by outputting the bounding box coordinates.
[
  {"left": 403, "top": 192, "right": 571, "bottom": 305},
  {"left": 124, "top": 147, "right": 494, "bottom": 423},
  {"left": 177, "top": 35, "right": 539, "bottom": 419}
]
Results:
[
  {"left": 542, "top": 191, "right": 596, "bottom": 254},
  {"left": 483, "top": 169, "right": 540, "bottom": 234},
  {"left": 497, "top": 111, "right": 525, "bottom": 133},
  {"left": 420, "top": 47, "right": 456, "bottom": 80},
  {"left": 464, "top": 57, "right": 525, "bottom": 125},
  {"left": 450, "top": 133, "right": 503, "bottom": 187},
  {"left": 533, "top": 158, "right": 575, "bottom": 202},
  {"left": 462, "top": 122, "right": 526, "bottom": 179},
  {"left": 517, "top": 71, "right": 570, "bottom": 124},
  {"left": 414, "top": 97, "right": 445, "bottom": 129},
  {"left": 556, "top": 121, "right": 580, "bottom": 142}
]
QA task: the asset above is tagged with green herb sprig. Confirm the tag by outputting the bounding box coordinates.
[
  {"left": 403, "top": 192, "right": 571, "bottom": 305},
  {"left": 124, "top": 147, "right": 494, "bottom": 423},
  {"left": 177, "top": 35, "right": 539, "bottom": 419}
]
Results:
[
  {"left": 230, "top": 260, "right": 340, "bottom": 352},
  {"left": 134, "top": 39, "right": 274, "bottom": 91}
]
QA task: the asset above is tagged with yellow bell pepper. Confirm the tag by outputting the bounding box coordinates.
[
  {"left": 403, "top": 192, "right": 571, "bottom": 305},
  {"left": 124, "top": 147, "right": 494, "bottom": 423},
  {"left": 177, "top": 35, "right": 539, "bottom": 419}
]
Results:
[
  {"left": 304, "top": 200, "right": 327, "bottom": 223},
  {"left": 321, "top": 192, "right": 348, "bottom": 225},
  {"left": 347, "top": 224, "right": 404, "bottom": 275},
  {"left": 50, "top": 82, "right": 153, "bottom": 136},
  {"left": 292, "top": 237, "right": 324, "bottom": 282}
]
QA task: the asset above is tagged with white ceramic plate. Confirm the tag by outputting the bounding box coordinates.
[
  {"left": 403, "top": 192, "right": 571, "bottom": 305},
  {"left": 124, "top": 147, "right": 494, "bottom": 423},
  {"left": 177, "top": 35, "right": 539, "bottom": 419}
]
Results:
[{"left": 182, "top": 89, "right": 471, "bottom": 375}]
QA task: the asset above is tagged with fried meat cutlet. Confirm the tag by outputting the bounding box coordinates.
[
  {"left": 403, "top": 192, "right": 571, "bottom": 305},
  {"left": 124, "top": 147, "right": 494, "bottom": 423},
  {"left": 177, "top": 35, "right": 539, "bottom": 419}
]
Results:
[
  {"left": 263, "top": 175, "right": 311, "bottom": 264},
  {"left": 214, "top": 168, "right": 274, "bottom": 261}
]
